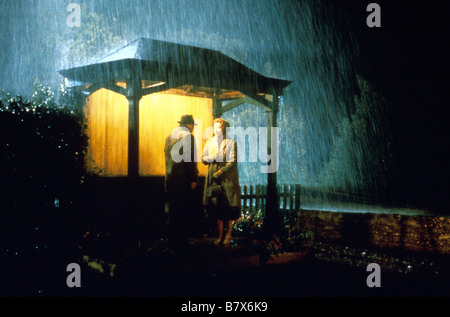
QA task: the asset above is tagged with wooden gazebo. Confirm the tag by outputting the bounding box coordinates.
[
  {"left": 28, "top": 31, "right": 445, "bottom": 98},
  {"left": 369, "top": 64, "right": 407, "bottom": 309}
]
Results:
[{"left": 59, "top": 38, "right": 291, "bottom": 232}]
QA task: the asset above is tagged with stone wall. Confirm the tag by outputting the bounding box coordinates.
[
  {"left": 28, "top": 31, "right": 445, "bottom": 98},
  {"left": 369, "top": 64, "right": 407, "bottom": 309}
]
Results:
[{"left": 296, "top": 210, "right": 450, "bottom": 254}]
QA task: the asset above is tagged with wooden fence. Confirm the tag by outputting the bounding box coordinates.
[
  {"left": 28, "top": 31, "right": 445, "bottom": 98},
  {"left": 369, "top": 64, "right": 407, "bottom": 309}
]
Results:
[
  {"left": 240, "top": 184, "right": 301, "bottom": 215},
  {"left": 240, "top": 183, "right": 382, "bottom": 216}
]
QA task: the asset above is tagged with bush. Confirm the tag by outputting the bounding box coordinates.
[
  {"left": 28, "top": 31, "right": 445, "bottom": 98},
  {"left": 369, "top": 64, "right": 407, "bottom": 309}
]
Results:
[{"left": 0, "top": 86, "right": 88, "bottom": 210}]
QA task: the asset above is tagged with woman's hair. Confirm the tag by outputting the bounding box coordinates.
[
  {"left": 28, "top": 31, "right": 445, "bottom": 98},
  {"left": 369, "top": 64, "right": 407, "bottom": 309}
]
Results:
[{"left": 213, "top": 118, "right": 230, "bottom": 136}]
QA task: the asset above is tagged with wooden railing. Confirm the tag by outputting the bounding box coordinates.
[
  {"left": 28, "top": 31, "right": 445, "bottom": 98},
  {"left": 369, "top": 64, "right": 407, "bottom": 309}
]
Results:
[
  {"left": 240, "top": 184, "right": 301, "bottom": 215},
  {"left": 240, "top": 183, "right": 382, "bottom": 216}
]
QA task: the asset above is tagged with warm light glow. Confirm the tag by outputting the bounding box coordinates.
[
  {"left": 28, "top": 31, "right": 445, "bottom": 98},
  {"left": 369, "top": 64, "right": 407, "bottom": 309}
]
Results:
[
  {"left": 139, "top": 93, "right": 213, "bottom": 176},
  {"left": 115, "top": 81, "right": 127, "bottom": 88},
  {"left": 84, "top": 89, "right": 213, "bottom": 177},
  {"left": 85, "top": 89, "right": 128, "bottom": 176},
  {"left": 143, "top": 81, "right": 166, "bottom": 89}
]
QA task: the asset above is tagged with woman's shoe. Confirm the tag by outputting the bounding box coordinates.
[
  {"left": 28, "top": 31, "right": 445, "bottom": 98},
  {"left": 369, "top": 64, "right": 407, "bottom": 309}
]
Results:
[{"left": 213, "top": 237, "right": 223, "bottom": 245}]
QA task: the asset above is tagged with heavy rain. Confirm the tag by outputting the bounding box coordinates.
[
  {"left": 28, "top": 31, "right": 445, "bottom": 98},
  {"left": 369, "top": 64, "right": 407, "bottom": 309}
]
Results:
[{"left": 0, "top": 0, "right": 448, "bottom": 300}]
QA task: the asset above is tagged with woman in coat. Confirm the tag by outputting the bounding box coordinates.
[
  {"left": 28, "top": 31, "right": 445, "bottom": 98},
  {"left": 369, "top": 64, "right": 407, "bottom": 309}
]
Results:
[{"left": 202, "top": 118, "right": 241, "bottom": 245}]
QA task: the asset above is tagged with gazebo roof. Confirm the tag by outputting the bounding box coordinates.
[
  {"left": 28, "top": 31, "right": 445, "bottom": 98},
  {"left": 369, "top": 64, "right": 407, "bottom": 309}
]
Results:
[{"left": 59, "top": 38, "right": 291, "bottom": 96}]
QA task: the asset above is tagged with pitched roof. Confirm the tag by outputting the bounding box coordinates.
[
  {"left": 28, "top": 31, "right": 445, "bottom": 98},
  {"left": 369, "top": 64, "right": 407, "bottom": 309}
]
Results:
[{"left": 59, "top": 38, "right": 291, "bottom": 95}]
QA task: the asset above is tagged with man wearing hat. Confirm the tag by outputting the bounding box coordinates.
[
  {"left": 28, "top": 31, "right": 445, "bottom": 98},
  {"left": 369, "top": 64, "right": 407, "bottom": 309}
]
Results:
[{"left": 164, "top": 114, "right": 199, "bottom": 248}]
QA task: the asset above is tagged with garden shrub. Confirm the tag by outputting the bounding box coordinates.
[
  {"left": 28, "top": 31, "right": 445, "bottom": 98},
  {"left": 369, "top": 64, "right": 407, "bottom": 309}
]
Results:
[{"left": 0, "top": 86, "right": 88, "bottom": 211}]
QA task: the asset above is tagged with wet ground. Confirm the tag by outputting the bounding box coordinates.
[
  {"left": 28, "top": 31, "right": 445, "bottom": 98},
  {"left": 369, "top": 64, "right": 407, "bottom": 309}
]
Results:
[
  {"left": 4, "top": 235, "right": 448, "bottom": 298},
  {"left": 89, "top": 237, "right": 450, "bottom": 297},
  {"left": 2, "top": 205, "right": 449, "bottom": 300}
]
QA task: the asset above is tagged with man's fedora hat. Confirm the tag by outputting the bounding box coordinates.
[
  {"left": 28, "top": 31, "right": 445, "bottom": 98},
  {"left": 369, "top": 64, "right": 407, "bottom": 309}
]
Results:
[{"left": 178, "top": 114, "right": 197, "bottom": 125}]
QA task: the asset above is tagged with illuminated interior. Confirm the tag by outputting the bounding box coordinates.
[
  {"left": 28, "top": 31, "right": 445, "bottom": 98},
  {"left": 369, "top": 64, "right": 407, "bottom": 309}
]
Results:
[
  {"left": 85, "top": 89, "right": 129, "bottom": 176},
  {"left": 84, "top": 87, "right": 219, "bottom": 177},
  {"left": 139, "top": 92, "right": 213, "bottom": 176}
]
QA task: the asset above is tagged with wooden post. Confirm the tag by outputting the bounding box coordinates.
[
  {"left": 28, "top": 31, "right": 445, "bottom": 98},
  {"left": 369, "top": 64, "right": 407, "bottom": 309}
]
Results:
[
  {"left": 255, "top": 184, "right": 261, "bottom": 215},
  {"left": 295, "top": 184, "right": 301, "bottom": 212},
  {"left": 243, "top": 185, "right": 248, "bottom": 213},
  {"left": 289, "top": 184, "right": 295, "bottom": 214},
  {"left": 261, "top": 184, "right": 266, "bottom": 217},
  {"left": 249, "top": 185, "right": 254, "bottom": 214},
  {"left": 126, "top": 78, "right": 143, "bottom": 178},
  {"left": 213, "top": 97, "right": 222, "bottom": 119},
  {"left": 283, "top": 185, "right": 288, "bottom": 213},
  {"left": 264, "top": 91, "right": 281, "bottom": 237}
]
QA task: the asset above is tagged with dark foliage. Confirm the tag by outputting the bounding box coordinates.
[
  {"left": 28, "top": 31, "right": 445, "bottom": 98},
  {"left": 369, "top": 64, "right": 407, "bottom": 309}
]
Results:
[{"left": 0, "top": 91, "right": 88, "bottom": 211}]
